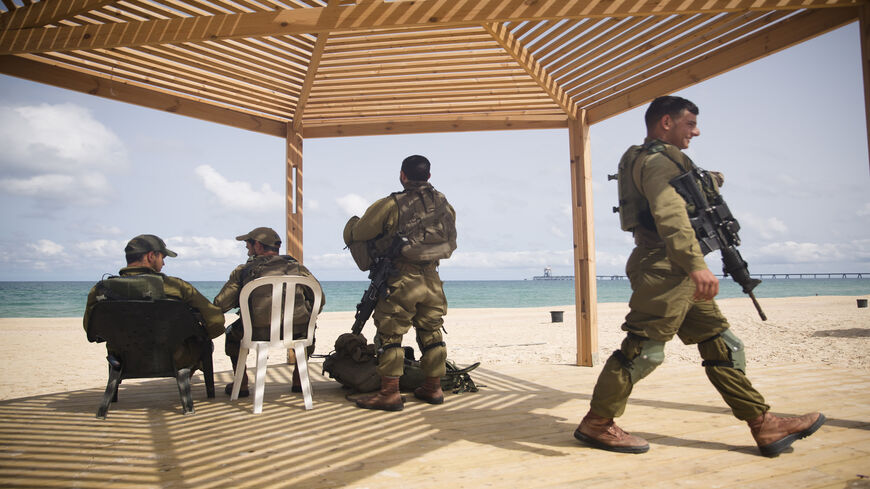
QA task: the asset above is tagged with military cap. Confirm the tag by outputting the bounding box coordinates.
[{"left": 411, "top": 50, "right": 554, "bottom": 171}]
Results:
[
  {"left": 236, "top": 227, "right": 282, "bottom": 248},
  {"left": 124, "top": 234, "right": 177, "bottom": 257}
]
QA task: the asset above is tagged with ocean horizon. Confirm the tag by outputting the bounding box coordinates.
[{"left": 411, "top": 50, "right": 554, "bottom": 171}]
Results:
[{"left": 0, "top": 278, "right": 867, "bottom": 318}]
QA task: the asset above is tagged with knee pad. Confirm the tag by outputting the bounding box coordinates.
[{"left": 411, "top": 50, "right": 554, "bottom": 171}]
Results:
[
  {"left": 375, "top": 333, "right": 406, "bottom": 376},
  {"left": 699, "top": 329, "right": 746, "bottom": 372},
  {"left": 613, "top": 334, "right": 665, "bottom": 384},
  {"left": 416, "top": 330, "right": 447, "bottom": 375}
]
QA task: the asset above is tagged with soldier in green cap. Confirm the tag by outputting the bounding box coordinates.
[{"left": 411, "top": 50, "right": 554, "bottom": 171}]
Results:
[
  {"left": 573, "top": 96, "right": 825, "bottom": 457},
  {"left": 214, "top": 227, "right": 324, "bottom": 397},
  {"left": 83, "top": 234, "right": 225, "bottom": 369},
  {"left": 344, "top": 154, "right": 457, "bottom": 411}
]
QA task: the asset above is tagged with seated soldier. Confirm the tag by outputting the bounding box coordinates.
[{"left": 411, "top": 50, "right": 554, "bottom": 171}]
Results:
[
  {"left": 214, "top": 227, "right": 325, "bottom": 397},
  {"left": 83, "top": 234, "right": 225, "bottom": 369}
]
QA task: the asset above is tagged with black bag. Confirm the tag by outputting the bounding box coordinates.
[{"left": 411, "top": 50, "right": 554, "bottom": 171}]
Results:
[{"left": 322, "top": 333, "right": 480, "bottom": 394}]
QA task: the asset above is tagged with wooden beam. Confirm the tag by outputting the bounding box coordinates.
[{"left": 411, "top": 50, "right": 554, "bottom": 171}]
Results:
[
  {"left": 586, "top": 7, "right": 861, "bottom": 124},
  {"left": 2, "top": 0, "right": 865, "bottom": 55},
  {"left": 302, "top": 115, "right": 569, "bottom": 138},
  {"left": 568, "top": 113, "right": 598, "bottom": 367},
  {"left": 484, "top": 22, "right": 578, "bottom": 118},
  {"left": 292, "top": 0, "right": 336, "bottom": 131},
  {"left": 0, "top": 0, "right": 115, "bottom": 30},
  {"left": 861, "top": 4, "right": 870, "bottom": 173},
  {"left": 286, "top": 123, "right": 304, "bottom": 261},
  {"left": 0, "top": 54, "right": 287, "bottom": 137}
]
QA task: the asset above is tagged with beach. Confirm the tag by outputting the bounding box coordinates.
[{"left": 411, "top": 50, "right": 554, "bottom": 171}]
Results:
[{"left": 1, "top": 295, "right": 867, "bottom": 401}]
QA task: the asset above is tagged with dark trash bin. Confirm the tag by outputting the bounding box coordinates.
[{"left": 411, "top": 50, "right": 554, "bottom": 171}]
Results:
[
  {"left": 858, "top": 298, "right": 868, "bottom": 308},
  {"left": 550, "top": 311, "right": 564, "bottom": 323}
]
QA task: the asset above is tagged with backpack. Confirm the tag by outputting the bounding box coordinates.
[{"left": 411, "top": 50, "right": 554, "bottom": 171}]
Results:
[
  {"left": 322, "top": 333, "right": 480, "bottom": 394},
  {"left": 94, "top": 274, "right": 166, "bottom": 301}
]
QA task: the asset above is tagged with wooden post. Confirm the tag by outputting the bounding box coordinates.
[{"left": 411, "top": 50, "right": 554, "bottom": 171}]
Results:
[
  {"left": 860, "top": 5, "right": 870, "bottom": 174},
  {"left": 286, "top": 123, "right": 304, "bottom": 261},
  {"left": 568, "top": 112, "right": 599, "bottom": 367}
]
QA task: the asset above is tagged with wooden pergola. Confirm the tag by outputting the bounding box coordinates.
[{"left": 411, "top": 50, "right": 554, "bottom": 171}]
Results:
[{"left": 2, "top": 0, "right": 867, "bottom": 366}]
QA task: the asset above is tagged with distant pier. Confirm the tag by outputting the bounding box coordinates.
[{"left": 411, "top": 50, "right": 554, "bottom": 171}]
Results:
[{"left": 533, "top": 270, "right": 868, "bottom": 281}]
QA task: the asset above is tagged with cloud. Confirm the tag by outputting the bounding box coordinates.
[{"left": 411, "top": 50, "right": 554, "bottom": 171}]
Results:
[
  {"left": 336, "top": 193, "right": 370, "bottom": 216},
  {"left": 0, "top": 103, "right": 127, "bottom": 205},
  {"left": 164, "top": 236, "right": 241, "bottom": 260},
  {"left": 857, "top": 202, "right": 870, "bottom": 217},
  {"left": 27, "top": 239, "right": 64, "bottom": 256},
  {"left": 753, "top": 240, "right": 870, "bottom": 264},
  {"left": 741, "top": 213, "right": 788, "bottom": 239},
  {"left": 194, "top": 165, "right": 283, "bottom": 212}
]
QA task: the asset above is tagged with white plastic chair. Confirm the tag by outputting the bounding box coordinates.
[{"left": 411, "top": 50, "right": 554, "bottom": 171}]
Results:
[{"left": 230, "top": 275, "right": 323, "bottom": 413}]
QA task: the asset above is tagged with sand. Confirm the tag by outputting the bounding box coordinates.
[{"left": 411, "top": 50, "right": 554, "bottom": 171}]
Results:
[{"left": 1, "top": 295, "right": 867, "bottom": 400}]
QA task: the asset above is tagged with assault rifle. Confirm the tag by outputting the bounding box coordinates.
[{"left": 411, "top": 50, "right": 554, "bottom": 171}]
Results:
[
  {"left": 670, "top": 169, "right": 767, "bottom": 321},
  {"left": 351, "top": 237, "right": 408, "bottom": 335}
]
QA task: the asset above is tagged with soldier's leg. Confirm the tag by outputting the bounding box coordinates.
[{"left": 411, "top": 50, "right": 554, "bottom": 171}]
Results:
[
  {"left": 371, "top": 272, "right": 419, "bottom": 377},
  {"left": 589, "top": 333, "right": 665, "bottom": 417},
  {"left": 356, "top": 272, "right": 422, "bottom": 411},
  {"left": 223, "top": 318, "right": 248, "bottom": 395},
  {"left": 681, "top": 301, "right": 769, "bottom": 420},
  {"left": 413, "top": 268, "right": 448, "bottom": 378},
  {"left": 590, "top": 248, "right": 692, "bottom": 418}
]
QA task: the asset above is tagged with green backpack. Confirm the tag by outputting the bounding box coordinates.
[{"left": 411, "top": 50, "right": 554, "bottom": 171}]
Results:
[{"left": 322, "top": 333, "right": 480, "bottom": 394}]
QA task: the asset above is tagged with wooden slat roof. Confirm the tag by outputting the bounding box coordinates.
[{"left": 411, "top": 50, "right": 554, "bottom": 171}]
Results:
[{"left": 0, "top": 0, "right": 863, "bottom": 138}]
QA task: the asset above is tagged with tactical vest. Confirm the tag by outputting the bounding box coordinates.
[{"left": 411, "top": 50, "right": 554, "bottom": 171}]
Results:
[
  {"left": 240, "top": 255, "right": 313, "bottom": 330},
  {"left": 392, "top": 182, "right": 456, "bottom": 262},
  {"left": 614, "top": 141, "right": 699, "bottom": 233},
  {"left": 614, "top": 143, "right": 656, "bottom": 232}
]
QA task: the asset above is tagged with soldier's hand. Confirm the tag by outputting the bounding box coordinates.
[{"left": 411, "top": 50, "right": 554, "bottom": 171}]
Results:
[{"left": 689, "top": 268, "right": 719, "bottom": 301}]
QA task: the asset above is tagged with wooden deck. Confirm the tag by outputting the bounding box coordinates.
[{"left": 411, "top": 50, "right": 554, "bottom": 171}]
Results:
[{"left": 0, "top": 361, "right": 867, "bottom": 488}]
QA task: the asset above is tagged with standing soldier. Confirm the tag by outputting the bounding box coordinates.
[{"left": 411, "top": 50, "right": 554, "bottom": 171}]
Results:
[
  {"left": 574, "top": 96, "right": 824, "bottom": 456},
  {"left": 344, "top": 154, "right": 457, "bottom": 411}
]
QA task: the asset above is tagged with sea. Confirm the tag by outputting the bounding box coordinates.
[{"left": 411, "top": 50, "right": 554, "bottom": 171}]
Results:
[{"left": 0, "top": 277, "right": 868, "bottom": 318}]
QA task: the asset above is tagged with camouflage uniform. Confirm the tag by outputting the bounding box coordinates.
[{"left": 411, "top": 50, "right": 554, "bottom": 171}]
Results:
[
  {"left": 83, "top": 266, "right": 225, "bottom": 369},
  {"left": 347, "top": 180, "right": 456, "bottom": 379},
  {"left": 214, "top": 254, "right": 324, "bottom": 357},
  {"left": 590, "top": 138, "right": 769, "bottom": 421}
]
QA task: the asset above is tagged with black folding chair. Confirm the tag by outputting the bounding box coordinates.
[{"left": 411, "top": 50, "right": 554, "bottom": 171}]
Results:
[{"left": 87, "top": 299, "right": 215, "bottom": 419}]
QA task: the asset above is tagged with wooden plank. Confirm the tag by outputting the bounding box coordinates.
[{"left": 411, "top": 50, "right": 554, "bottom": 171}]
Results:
[
  {"left": 558, "top": 15, "right": 712, "bottom": 92},
  {"left": 301, "top": 115, "right": 569, "bottom": 138},
  {"left": 586, "top": 7, "right": 861, "bottom": 124},
  {"left": 0, "top": 54, "right": 288, "bottom": 137},
  {"left": 1, "top": 0, "right": 864, "bottom": 55},
  {"left": 33, "top": 51, "right": 295, "bottom": 118},
  {"left": 0, "top": 0, "right": 115, "bottom": 30},
  {"left": 570, "top": 11, "right": 777, "bottom": 103},
  {"left": 568, "top": 114, "right": 599, "bottom": 367},
  {"left": 484, "top": 22, "right": 578, "bottom": 118},
  {"left": 861, "top": 4, "right": 870, "bottom": 174},
  {"left": 286, "top": 123, "right": 304, "bottom": 261},
  {"left": 293, "top": 30, "right": 329, "bottom": 131}
]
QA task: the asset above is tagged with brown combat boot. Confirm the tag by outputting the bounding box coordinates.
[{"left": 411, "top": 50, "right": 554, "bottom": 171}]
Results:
[
  {"left": 748, "top": 411, "right": 826, "bottom": 457},
  {"left": 573, "top": 411, "right": 649, "bottom": 454},
  {"left": 414, "top": 377, "right": 444, "bottom": 404},
  {"left": 355, "top": 376, "right": 404, "bottom": 411}
]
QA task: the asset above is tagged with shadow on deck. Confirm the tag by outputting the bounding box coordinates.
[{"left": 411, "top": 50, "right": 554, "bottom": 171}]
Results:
[{"left": 0, "top": 362, "right": 867, "bottom": 488}]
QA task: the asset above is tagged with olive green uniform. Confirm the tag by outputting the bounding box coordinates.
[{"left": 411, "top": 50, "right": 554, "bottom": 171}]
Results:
[
  {"left": 83, "top": 266, "right": 225, "bottom": 369},
  {"left": 213, "top": 255, "right": 324, "bottom": 357},
  {"left": 590, "top": 138, "right": 769, "bottom": 421},
  {"left": 347, "top": 181, "right": 456, "bottom": 378}
]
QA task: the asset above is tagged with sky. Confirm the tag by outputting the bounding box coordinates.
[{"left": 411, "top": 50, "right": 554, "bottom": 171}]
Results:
[{"left": 1, "top": 23, "right": 868, "bottom": 282}]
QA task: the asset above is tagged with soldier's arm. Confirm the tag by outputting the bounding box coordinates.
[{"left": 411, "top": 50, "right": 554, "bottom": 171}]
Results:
[
  {"left": 350, "top": 197, "right": 397, "bottom": 242},
  {"left": 213, "top": 264, "right": 245, "bottom": 312},
  {"left": 639, "top": 156, "right": 708, "bottom": 275}
]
